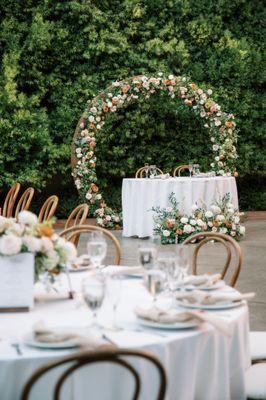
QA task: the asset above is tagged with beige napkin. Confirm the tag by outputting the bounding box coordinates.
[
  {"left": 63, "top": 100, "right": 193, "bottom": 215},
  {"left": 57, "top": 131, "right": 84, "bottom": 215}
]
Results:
[
  {"left": 33, "top": 321, "right": 111, "bottom": 348},
  {"left": 153, "top": 174, "right": 170, "bottom": 179},
  {"left": 135, "top": 306, "right": 233, "bottom": 336},
  {"left": 184, "top": 274, "right": 222, "bottom": 287},
  {"left": 175, "top": 290, "right": 255, "bottom": 305},
  {"left": 103, "top": 265, "right": 145, "bottom": 277},
  {"left": 71, "top": 255, "right": 92, "bottom": 270}
]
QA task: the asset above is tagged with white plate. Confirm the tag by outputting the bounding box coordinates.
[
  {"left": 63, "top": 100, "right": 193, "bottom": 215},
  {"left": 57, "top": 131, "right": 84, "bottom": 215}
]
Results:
[
  {"left": 23, "top": 332, "right": 80, "bottom": 349},
  {"left": 68, "top": 265, "right": 91, "bottom": 273},
  {"left": 184, "top": 280, "right": 225, "bottom": 291},
  {"left": 136, "top": 317, "right": 199, "bottom": 330},
  {"left": 176, "top": 299, "right": 245, "bottom": 310}
]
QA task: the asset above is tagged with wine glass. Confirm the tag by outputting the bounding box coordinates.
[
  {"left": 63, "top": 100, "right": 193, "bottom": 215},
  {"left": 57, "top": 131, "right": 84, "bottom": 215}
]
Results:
[
  {"left": 146, "top": 269, "right": 165, "bottom": 304},
  {"left": 175, "top": 245, "right": 190, "bottom": 284},
  {"left": 188, "top": 163, "right": 193, "bottom": 178},
  {"left": 193, "top": 164, "right": 200, "bottom": 176},
  {"left": 138, "top": 245, "right": 157, "bottom": 270},
  {"left": 87, "top": 231, "right": 107, "bottom": 269},
  {"left": 81, "top": 274, "right": 106, "bottom": 329},
  {"left": 149, "top": 165, "right": 156, "bottom": 179},
  {"left": 144, "top": 163, "right": 150, "bottom": 179},
  {"left": 157, "top": 251, "right": 180, "bottom": 294},
  {"left": 106, "top": 276, "right": 122, "bottom": 331}
]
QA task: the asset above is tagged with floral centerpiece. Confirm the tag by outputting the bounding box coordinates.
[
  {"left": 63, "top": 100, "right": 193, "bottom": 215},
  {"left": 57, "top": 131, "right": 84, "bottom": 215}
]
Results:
[
  {"left": 152, "top": 193, "right": 245, "bottom": 244},
  {"left": 0, "top": 211, "right": 77, "bottom": 283}
]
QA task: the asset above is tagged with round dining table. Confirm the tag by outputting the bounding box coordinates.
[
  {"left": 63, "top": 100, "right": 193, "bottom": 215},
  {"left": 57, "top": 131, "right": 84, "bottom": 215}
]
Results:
[
  {"left": 0, "top": 271, "right": 250, "bottom": 400},
  {"left": 122, "top": 176, "right": 239, "bottom": 238}
]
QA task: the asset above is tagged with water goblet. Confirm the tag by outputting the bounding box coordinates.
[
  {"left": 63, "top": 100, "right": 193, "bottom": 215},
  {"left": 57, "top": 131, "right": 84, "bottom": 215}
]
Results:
[
  {"left": 106, "top": 276, "right": 122, "bottom": 331},
  {"left": 87, "top": 231, "right": 107, "bottom": 269},
  {"left": 144, "top": 163, "right": 150, "bottom": 178},
  {"left": 188, "top": 163, "right": 193, "bottom": 178},
  {"left": 175, "top": 245, "right": 190, "bottom": 284},
  {"left": 157, "top": 251, "right": 179, "bottom": 294},
  {"left": 138, "top": 244, "right": 157, "bottom": 270},
  {"left": 149, "top": 165, "right": 156, "bottom": 179},
  {"left": 81, "top": 274, "right": 106, "bottom": 330},
  {"left": 145, "top": 269, "right": 165, "bottom": 304}
]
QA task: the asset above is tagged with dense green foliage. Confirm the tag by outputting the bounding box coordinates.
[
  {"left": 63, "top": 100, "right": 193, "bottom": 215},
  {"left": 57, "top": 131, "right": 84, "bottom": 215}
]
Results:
[{"left": 0, "top": 0, "right": 265, "bottom": 215}]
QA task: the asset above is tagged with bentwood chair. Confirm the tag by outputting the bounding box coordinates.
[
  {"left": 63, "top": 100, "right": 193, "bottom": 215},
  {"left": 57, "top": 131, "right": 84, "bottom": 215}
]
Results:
[
  {"left": 14, "top": 187, "right": 35, "bottom": 219},
  {"left": 173, "top": 165, "right": 190, "bottom": 177},
  {"left": 183, "top": 232, "right": 242, "bottom": 287},
  {"left": 2, "top": 182, "right": 21, "bottom": 217},
  {"left": 21, "top": 348, "right": 167, "bottom": 400},
  {"left": 135, "top": 166, "right": 163, "bottom": 178},
  {"left": 59, "top": 224, "right": 121, "bottom": 265},
  {"left": 38, "top": 195, "right": 59, "bottom": 223},
  {"left": 63, "top": 204, "right": 89, "bottom": 246}
]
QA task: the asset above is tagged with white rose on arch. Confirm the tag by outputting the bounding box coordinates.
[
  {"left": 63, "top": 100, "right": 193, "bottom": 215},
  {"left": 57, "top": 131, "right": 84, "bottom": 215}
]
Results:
[
  {"left": 183, "top": 224, "right": 192, "bottom": 234},
  {"left": 163, "top": 230, "right": 170, "bottom": 237}
]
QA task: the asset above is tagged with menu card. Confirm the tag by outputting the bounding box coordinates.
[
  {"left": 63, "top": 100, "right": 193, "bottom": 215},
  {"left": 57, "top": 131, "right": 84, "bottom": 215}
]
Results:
[{"left": 0, "top": 252, "right": 34, "bottom": 311}]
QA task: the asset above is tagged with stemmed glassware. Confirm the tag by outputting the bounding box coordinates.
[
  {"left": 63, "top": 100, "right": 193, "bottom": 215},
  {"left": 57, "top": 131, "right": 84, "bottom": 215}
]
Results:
[
  {"left": 175, "top": 245, "right": 190, "bottom": 284},
  {"left": 144, "top": 163, "right": 150, "bottom": 178},
  {"left": 138, "top": 244, "right": 157, "bottom": 270},
  {"left": 193, "top": 164, "right": 200, "bottom": 176},
  {"left": 81, "top": 274, "right": 106, "bottom": 329},
  {"left": 149, "top": 165, "right": 157, "bottom": 179},
  {"left": 188, "top": 163, "right": 193, "bottom": 178},
  {"left": 157, "top": 251, "right": 180, "bottom": 305},
  {"left": 146, "top": 269, "right": 165, "bottom": 304},
  {"left": 106, "top": 276, "right": 122, "bottom": 330},
  {"left": 87, "top": 231, "right": 107, "bottom": 269}
]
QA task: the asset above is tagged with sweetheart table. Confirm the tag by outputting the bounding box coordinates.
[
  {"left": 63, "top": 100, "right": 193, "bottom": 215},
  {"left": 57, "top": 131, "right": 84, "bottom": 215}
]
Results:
[
  {"left": 0, "top": 272, "right": 249, "bottom": 400},
  {"left": 122, "top": 176, "right": 239, "bottom": 237}
]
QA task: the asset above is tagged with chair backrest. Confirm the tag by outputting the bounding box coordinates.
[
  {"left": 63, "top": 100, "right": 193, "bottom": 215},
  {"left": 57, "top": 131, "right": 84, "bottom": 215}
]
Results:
[
  {"left": 135, "top": 167, "right": 163, "bottom": 178},
  {"left": 38, "top": 195, "right": 59, "bottom": 223},
  {"left": 173, "top": 165, "right": 190, "bottom": 177},
  {"left": 64, "top": 204, "right": 89, "bottom": 246},
  {"left": 2, "top": 183, "right": 21, "bottom": 217},
  {"left": 14, "top": 187, "right": 35, "bottom": 219},
  {"left": 183, "top": 232, "right": 242, "bottom": 287},
  {"left": 59, "top": 224, "right": 121, "bottom": 265},
  {"left": 21, "top": 348, "right": 167, "bottom": 400}
]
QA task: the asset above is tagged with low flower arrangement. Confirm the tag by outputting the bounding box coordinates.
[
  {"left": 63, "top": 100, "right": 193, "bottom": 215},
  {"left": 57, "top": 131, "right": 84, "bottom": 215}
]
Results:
[
  {"left": 152, "top": 193, "right": 245, "bottom": 244},
  {"left": 0, "top": 211, "right": 77, "bottom": 282}
]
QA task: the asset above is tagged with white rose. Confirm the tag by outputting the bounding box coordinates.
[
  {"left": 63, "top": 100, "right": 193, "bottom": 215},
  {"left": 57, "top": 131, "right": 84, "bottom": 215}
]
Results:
[
  {"left": 43, "top": 250, "right": 60, "bottom": 270},
  {"left": 23, "top": 236, "right": 42, "bottom": 253},
  {"left": 234, "top": 216, "right": 240, "bottom": 224},
  {"left": 211, "top": 205, "right": 221, "bottom": 214},
  {"left": 190, "top": 219, "right": 197, "bottom": 226},
  {"left": 208, "top": 221, "right": 213, "bottom": 227},
  {"left": 215, "top": 156, "right": 220, "bottom": 162},
  {"left": 88, "top": 116, "right": 95, "bottom": 122},
  {"left": 219, "top": 227, "right": 227, "bottom": 234},
  {"left": 61, "top": 240, "right": 77, "bottom": 262},
  {"left": 210, "top": 137, "right": 215, "bottom": 143},
  {"left": 197, "top": 219, "right": 204, "bottom": 227},
  {"left": 95, "top": 194, "right": 102, "bottom": 200},
  {"left": 168, "top": 74, "right": 174, "bottom": 80},
  {"left": 106, "top": 215, "right": 111, "bottom": 221},
  {"left": 239, "top": 226, "right": 245, "bottom": 235},
  {"left": 41, "top": 237, "right": 54, "bottom": 254},
  {"left": 180, "top": 217, "right": 188, "bottom": 224},
  {"left": 216, "top": 215, "right": 225, "bottom": 221},
  {"left": 205, "top": 211, "right": 213, "bottom": 218},
  {"left": 18, "top": 211, "right": 38, "bottom": 225},
  {"left": 0, "top": 216, "right": 14, "bottom": 234},
  {"left": 212, "top": 227, "right": 217, "bottom": 232},
  {"left": 163, "top": 230, "right": 170, "bottom": 237},
  {"left": 212, "top": 145, "right": 219, "bottom": 151},
  {"left": 114, "top": 216, "right": 120, "bottom": 222},
  {"left": 207, "top": 89, "right": 213, "bottom": 95},
  {"left": 232, "top": 224, "right": 236, "bottom": 230},
  {"left": 8, "top": 223, "right": 24, "bottom": 236},
  {"left": 214, "top": 120, "right": 221, "bottom": 126},
  {"left": 97, "top": 218, "right": 103, "bottom": 225},
  {"left": 0, "top": 234, "right": 22, "bottom": 255},
  {"left": 230, "top": 231, "right": 236, "bottom": 237},
  {"left": 86, "top": 192, "right": 92, "bottom": 200},
  {"left": 184, "top": 224, "right": 192, "bottom": 234},
  {"left": 219, "top": 170, "right": 225, "bottom": 175},
  {"left": 197, "top": 89, "right": 203, "bottom": 95}
]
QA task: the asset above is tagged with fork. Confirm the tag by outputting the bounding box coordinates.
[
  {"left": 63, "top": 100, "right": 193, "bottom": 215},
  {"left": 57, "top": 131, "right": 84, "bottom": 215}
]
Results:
[{"left": 11, "top": 342, "right": 23, "bottom": 356}]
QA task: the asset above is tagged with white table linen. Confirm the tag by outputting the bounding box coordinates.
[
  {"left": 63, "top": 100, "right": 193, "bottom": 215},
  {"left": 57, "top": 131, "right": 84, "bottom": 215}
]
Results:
[
  {"left": 122, "top": 176, "right": 239, "bottom": 237},
  {"left": 0, "top": 272, "right": 249, "bottom": 400}
]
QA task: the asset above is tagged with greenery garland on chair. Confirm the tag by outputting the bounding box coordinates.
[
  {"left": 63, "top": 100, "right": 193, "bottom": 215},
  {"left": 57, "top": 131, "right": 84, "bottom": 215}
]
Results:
[{"left": 72, "top": 74, "right": 238, "bottom": 229}]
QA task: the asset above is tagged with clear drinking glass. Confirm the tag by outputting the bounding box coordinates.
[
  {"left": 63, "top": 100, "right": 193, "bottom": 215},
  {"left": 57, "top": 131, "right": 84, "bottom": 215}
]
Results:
[
  {"left": 157, "top": 251, "right": 179, "bottom": 293},
  {"left": 146, "top": 269, "right": 165, "bottom": 304},
  {"left": 87, "top": 231, "right": 107, "bottom": 269},
  {"left": 106, "top": 276, "right": 122, "bottom": 330},
  {"left": 188, "top": 163, "right": 193, "bottom": 178},
  {"left": 175, "top": 245, "right": 190, "bottom": 284},
  {"left": 82, "top": 274, "right": 106, "bottom": 329},
  {"left": 144, "top": 163, "right": 150, "bottom": 179},
  {"left": 193, "top": 164, "right": 200, "bottom": 176},
  {"left": 149, "top": 165, "right": 156, "bottom": 178},
  {"left": 138, "top": 245, "right": 157, "bottom": 270}
]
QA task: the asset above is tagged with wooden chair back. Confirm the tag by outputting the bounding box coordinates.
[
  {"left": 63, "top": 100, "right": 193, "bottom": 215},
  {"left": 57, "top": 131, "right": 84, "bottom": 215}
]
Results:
[
  {"left": 173, "top": 165, "right": 190, "bottom": 177},
  {"left": 59, "top": 224, "right": 121, "bottom": 265},
  {"left": 38, "top": 196, "right": 59, "bottom": 223},
  {"left": 2, "top": 183, "right": 21, "bottom": 217},
  {"left": 64, "top": 204, "right": 89, "bottom": 246},
  {"left": 21, "top": 348, "right": 167, "bottom": 400},
  {"left": 14, "top": 187, "right": 35, "bottom": 219},
  {"left": 135, "top": 166, "right": 163, "bottom": 178},
  {"left": 183, "top": 232, "right": 242, "bottom": 287}
]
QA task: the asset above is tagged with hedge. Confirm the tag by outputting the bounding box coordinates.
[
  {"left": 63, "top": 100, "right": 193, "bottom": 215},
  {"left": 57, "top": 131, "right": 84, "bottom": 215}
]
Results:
[{"left": 0, "top": 0, "right": 265, "bottom": 216}]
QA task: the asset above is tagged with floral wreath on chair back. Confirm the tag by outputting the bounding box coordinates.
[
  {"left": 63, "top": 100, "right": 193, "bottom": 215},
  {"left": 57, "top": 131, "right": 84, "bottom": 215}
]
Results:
[{"left": 71, "top": 74, "right": 238, "bottom": 229}]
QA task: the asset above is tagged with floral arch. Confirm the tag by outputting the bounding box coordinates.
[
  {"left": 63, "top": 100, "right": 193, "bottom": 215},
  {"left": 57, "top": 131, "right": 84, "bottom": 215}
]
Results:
[{"left": 71, "top": 74, "right": 238, "bottom": 228}]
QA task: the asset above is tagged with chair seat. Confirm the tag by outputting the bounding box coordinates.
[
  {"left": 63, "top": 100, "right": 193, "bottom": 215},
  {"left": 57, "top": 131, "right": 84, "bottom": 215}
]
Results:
[
  {"left": 246, "top": 363, "right": 266, "bottom": 399},
  {"left": 250, "top": 332, "right": 266, "bottom": 360}
]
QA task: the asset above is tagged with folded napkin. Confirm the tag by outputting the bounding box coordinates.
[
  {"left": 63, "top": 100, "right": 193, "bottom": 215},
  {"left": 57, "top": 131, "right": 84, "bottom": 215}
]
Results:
[
  {"left": 135, "top": 306, "right": 233, "bottom": 336},
  {"left": 153, "top": 173, "right": 170, "bottom": 179},
  {"left": 184, "top": 274, "right": 222, "bottom": 287},
  {"left": 33, "top": 321, "right": 113, "bottom": 348},
  {"left": 102, "top": 265, "right": 145, "bottom": 277},
  {"left": 175, "top": 290, "right": 255, "bottom": 305},
  {"left": 71, "top": 254, "right": 92, "bottom": 270}
]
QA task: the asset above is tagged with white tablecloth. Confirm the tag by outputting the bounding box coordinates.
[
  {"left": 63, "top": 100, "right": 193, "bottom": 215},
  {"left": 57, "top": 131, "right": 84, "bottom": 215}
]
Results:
[
  {"left": 122, "top": 176, "right": 239, "bottom": 237},
  {"left": 0, "top": 272, "right": 249, "bottom": 400}
]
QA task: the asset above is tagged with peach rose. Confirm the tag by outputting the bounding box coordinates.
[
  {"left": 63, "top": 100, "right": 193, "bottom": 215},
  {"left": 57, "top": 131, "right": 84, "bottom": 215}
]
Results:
[
  {"left": 190, "top": 83, "right": 198, "bottom": 90},
  {"left": 38, "top": 225, "right": 54, "bottom": 238},
  {"left": 122, "top": 85, "right": 130, "bottom": 93},
  {"left": 91, "top": 184, "right": 99, "bottom": 192},
  {"left": 225, "top": 121, "right": 234, "bottom": 127},
  {"left": 234, "top": 172, "right": 238, "bottom": 177}
]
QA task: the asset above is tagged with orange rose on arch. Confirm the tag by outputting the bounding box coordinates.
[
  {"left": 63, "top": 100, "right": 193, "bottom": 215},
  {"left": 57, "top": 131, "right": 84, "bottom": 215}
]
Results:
[
  {"left": 91, "top": 183, "right": 99, "bottom": 192},
  {"left": 122, "top": 85, "right": 130, "bottom": 93},
  {"left": 190, "top": 83, "right": 198, "bottom": 90},
  {"left": 225, "top": 121, "right": 234, "bottom": 128},
  {"left": 176, "top": 228, "right": 183, "bottom": 235},
  {"left": 89, "top": 141, "right": 95, "bottom": 149}
]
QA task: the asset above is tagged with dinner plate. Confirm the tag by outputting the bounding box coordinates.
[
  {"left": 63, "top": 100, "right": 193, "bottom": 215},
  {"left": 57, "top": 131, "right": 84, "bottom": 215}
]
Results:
[
  {"left": 176, "top": 299, "right": 245, "bottom": 310},
  {"left": 23, "top": 332, "right": 79, "bottom": 349},
  {"left": 136, "top": 317, "right": 199, "bottom": 330},
  {"left": 184, "top": 280, "right": 225, "bottom": 291}
]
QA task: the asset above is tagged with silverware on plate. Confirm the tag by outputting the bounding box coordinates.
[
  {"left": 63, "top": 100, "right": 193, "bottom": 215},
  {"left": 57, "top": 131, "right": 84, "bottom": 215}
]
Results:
[{"left": 11, "top": 342, "right": 23, "bottom": 355}]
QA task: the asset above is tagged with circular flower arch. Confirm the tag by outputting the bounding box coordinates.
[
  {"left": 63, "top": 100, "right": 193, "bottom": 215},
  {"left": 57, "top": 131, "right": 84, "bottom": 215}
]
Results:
[{"left": 71, "top": 74, "right": 238, "bottom": 228}]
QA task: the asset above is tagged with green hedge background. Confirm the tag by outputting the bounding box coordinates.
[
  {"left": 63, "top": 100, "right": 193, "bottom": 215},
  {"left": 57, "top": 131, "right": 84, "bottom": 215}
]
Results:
[{"left": 0, "top": 0, "right": 265, "bottom": 216}]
